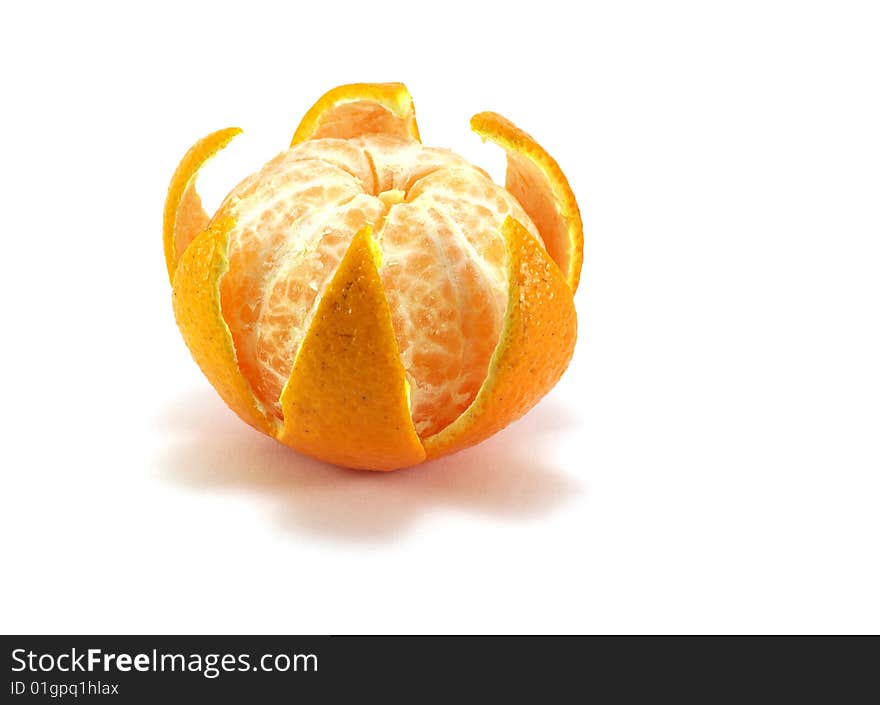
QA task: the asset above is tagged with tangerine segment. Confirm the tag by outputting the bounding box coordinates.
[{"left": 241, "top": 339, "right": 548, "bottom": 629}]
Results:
[
  {"left": 217, "top": 155, "right": 369, "bottom": 417},
  {"left": 471, "top": 112, "right": 584, "bottom": 292},
  {"left": 285, "top": 138, "right": 378, "bottom": 193},
  {"left": 278, "top": 227, "right": 426, "bottom": 471},
  {"left": 172, "top": 216, "right": 277, "bottom": 436},
  {"left": 291, "top": 83, "right": 421, "bottom": 147},
  {"left": 163, "top": 127, "right": 241, "bottom": 282},
  {"left": 407, "top": 166, "right": 542, "bottom": 280},
  {"left": 376, "top": 200, "right": 504, "bottom": 438},
  {"left": 423, "top": 217, "right": 577, "bottom": 459}
]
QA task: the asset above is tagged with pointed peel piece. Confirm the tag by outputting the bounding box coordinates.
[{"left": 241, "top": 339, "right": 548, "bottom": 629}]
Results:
[
  {"left": 291, "top": 82, "right": 421, "bottom": 147},
  {"left": 172, "top": 216, "right": 277, "bottom": 436},
  {"left": 423, "top": 217, "right": 577, "bottom": 460},
  {"left": 278, "top": 227, "right": 426, "bottom": 471},
  {"left": 163, "top": 127, "right": 242, "bottom": 283},
  {"left": 471, "top": 112, "right": 583, "bottom": 292}
]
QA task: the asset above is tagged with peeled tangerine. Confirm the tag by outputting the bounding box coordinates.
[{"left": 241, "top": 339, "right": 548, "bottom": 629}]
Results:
[{"left": 164, "top": 83, "right": 582, "bottom": 470}]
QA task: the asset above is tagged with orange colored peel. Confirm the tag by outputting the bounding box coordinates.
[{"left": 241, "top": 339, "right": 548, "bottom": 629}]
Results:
[
  {"left": 172, "top": 217, "right": 277, "bottom": 436},
  {"left": 471, "top": 112, "right": 584, "bottom": 292},
  {"left": 166, "top": 83, "right": 582, "bottom": 471},
  {"left": 278, "top": 227, "right": 426, "bottom": 470},
  {"left": 163, "top": 127, "right": 241, "bottom": 282},
  {"left": 291, "top": 82, "right": 420, "bottom": 146},
  {"left": 424, "top": 217, "right": 577, "bottom": 459}
]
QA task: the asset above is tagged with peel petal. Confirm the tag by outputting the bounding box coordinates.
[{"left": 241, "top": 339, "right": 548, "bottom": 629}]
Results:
[
  {"left": 471, "top": 112, "right": 583, "bottom": 291},
  {"left": 291, "top": 82, "right": 421, "bottom": 146},
  {"left": 172, "top": 216, "right": 277, "bottom": 436},
  {"left": 163, "top": 127, "right": 242, "bottom": 282},
  {"left": 423, "top": 217, "right": 577, "bottom": 460},
  {"left": 278, "top": 226, "right": 426, "bottom": 471}
]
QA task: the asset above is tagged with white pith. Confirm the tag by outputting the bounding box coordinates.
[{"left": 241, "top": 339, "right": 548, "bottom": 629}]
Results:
[{"left": 218, "top": 134, "right": 542, "bottom": 437}]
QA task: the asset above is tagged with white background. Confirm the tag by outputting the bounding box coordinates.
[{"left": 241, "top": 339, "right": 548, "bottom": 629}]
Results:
[{"left": 1, "top": 1, "right": 878, "bottom": 634}]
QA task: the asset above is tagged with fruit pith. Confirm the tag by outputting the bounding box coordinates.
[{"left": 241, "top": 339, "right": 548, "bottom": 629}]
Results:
[{"left": 217, "top": 134, "right": 541, "bottom": 437}]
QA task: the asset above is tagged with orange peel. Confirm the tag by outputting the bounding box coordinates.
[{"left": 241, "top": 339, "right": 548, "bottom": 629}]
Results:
[
  {"left": 291, "top": 82, "right": 420, "bottom": 146},
  {"left": 471, "top": 112, "right": 584, "bottom": 292},
  {"left": 165, "top": 83, "right": 582, "bottom": 471},
  {"left": 171, "top": 216, "right": 278, "bottom": 436},
  {"left": 278, "top": 227, "right": 426, "bottom": 470},
  {"left": 424, "top": 217, "right": 577, "bottom": 459},
  {"left": 163, "top": 127, "right": 241, "bottom": 282}
]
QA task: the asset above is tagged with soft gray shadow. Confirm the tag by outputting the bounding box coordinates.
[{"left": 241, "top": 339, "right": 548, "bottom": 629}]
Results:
[{"left": 154, "top": 388, "right": 582, "bottom": 542}]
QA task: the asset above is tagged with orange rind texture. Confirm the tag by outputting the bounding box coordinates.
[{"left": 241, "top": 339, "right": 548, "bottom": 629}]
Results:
[
  {"left": 163, "top": 127, "right": 241, "bottom": 282},
  {"left": 278, "top": 227, "right": 426, "bottom": 470},
  {"left": 471, "top": 112, "right": 584, "bottom": 292},
  {"left": 166, "top": 83, "right": 582, "bottom": 471},
  {"left": 171, "top": 217, "right": 278, "bottom": 436},
  {"left": 291, "top": 82, "right": 420, "bottom": 146},
  {"left": 424, "top": 217, "right": 577, "bottom": 459}
]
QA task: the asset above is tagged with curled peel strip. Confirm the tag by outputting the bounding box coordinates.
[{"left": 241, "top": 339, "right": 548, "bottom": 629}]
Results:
[
  {"left": 171, "top": 216, "right": 278, "bottom": 437},
  {"left": 471, "top": 112, "right": 584, "bottom": 292},
  {"left": 163, "top": 127, "right": 242, "bottom": 282},
  {"left": 291, "top": 82, "right": 421, "bottom": 146}
]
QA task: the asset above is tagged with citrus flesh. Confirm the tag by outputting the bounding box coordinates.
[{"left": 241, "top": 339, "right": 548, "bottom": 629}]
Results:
[{"left": 216, "top": 134, "right": 541, "bottom": 438}]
